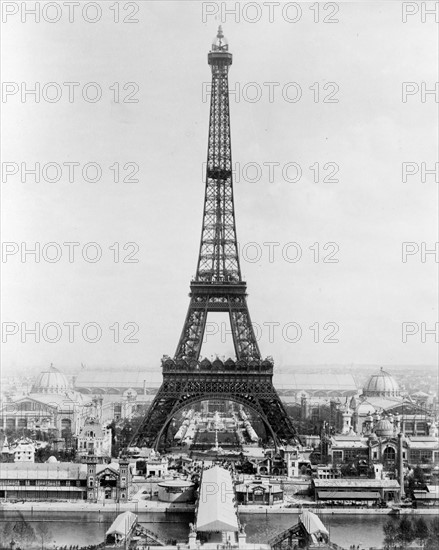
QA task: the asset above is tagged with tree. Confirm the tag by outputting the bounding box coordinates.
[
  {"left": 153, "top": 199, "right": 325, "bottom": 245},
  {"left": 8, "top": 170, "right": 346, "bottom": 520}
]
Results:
[
  {"left": 61, "top": 427, "right": 74, "bottom": 449},
  {"left": 35, "top": 523, "right": 52, "bottom": 549},
  {"left": 383, "top": 520, "right": 398, "bottom": 549},
  {"left": 430, "top": 516, "right": 439, "bottom": 537},
  {"left": 11, "top": 518, "right": 36, "bottom": 547},
  {"left": 1, "top": 521, "right": 13, "bottom": 540},
  {"left": 407, "top": 465, "right": 426, "bottom": 498},
  {"left": 240, "top": 460, "right": 256, "bottom": 474},
  {"left": 414, "top": 517, "right": 429, "bottom": 548},
  {"left": 413, "top": 465, "right": 426, "bottom": 487},
  {"left": 340, "top": 461, "right": 357, "bottom": 478},
  {"left": 397, "top": 517, "right": 415, "bottom": 548}
]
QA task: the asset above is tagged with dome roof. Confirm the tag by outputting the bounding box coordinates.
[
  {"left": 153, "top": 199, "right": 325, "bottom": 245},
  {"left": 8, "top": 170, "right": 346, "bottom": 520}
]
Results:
[
  {"left": 31, "top": 364, "right": 70, "bottom": 394},
  {"left": 375, "top": 419, "right": 394, "bottom": 437},
  {"left": 80, "top": 417, "right": 106, "bottom": 438},
  {"left": 46, "top": 455, "right": 58, "bottom": 463},
  {"left": 158, "top": 479, "right": 194, "bottom": 488},
  {"left": 123, "top": 387, "right": 137, "bottom": 399},
  {"left": 363, "top": 368, "right": 400, "bottom": 397}
]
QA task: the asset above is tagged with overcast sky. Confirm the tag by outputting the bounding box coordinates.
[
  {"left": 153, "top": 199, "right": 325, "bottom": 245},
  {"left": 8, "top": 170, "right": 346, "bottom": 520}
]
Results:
[{"left": 2, "top": 1, "right": 438, "bottom": 376}]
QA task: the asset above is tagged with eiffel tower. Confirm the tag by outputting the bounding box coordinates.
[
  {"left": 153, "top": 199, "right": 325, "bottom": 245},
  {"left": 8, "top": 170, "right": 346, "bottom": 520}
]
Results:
[{"left": 131, "top": 27, "right": 298, "bottom": 450}]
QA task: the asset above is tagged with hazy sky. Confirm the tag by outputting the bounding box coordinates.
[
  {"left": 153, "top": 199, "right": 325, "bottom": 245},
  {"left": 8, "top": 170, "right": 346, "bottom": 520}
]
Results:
[{"left": 2, "top": 1, "right": 438, "bottom": 375}]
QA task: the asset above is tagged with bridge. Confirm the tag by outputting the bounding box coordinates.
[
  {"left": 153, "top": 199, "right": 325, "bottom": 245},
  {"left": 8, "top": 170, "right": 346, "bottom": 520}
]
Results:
[
  {"left": 190, "top": 465, "right": 269, "bottom": 550},
  {"left": 269, "top": 510, "right": 344, "bottom": 550}
]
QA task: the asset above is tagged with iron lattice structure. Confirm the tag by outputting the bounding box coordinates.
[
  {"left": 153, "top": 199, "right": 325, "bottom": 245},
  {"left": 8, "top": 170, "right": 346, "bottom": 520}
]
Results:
[{"left": 131, "top": 28, "right": 298, "bottom": 450}]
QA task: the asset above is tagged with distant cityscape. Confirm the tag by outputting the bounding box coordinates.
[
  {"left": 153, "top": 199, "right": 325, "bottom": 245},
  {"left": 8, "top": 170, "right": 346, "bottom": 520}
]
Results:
[{"left": 0, "top": 361, "right": 438, "bottom": 548}]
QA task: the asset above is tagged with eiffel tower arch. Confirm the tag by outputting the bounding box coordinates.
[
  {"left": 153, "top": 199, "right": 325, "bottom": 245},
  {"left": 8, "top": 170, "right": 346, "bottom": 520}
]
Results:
[{"left": 131, "top": 27, "right": 298, "bottom": 451}]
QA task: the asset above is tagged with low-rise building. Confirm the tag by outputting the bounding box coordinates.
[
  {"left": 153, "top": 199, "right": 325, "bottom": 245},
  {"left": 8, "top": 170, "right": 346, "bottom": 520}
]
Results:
[
  {"left": 315, "top": 465, "right": 341, "bottom": 479},
  {"left": 0, "top": 462, "right": 88, "bottom": 500},
  {"left": 312, "top": 478, "right": 400, "bottom": 505},
  {"left": 326, "top": 408, "right": 439, "bottom": 482},
  {"left": 145, "top": 454, "right": 168, "bottom": 478},
  {"left": 157, "top": 478, "right": 195, "bottom": 502},
  {"left": 413, "top": 485, "right": 439, "bottom": 508},
  {"left": 77, "top": 417, "right": 112, "bottom": 461},
  {"left": 282, "top": 446, "right": 311, "bottom": 478},
  {"left": 12, "top": 439, "right": 35, "bottom": 462},
  {"left": 235, "top": 479, "right": 283, "bottom": 505},
  {"left": 0, "top": 455, "right": 132, "bottom": 502}
]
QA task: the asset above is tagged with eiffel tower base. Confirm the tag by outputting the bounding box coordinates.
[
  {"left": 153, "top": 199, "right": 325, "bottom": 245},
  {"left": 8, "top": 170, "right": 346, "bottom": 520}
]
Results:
[{"left": 130, "top": 357, "right": 298, "bottom": 450}]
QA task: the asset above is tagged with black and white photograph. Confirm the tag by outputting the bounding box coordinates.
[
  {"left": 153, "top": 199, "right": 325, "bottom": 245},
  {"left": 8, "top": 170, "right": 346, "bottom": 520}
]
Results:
[{"left": 1, "top": 1, "right": 438, "bottom": 548}]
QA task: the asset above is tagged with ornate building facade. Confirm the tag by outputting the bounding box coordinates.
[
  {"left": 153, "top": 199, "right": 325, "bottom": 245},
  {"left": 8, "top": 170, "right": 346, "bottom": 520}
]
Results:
[
  {"left": 0, "top": 365, "right": 86, "bottom": 437},
  {"left": 77, "top": 417, "right": 112, "bottom": 461}
]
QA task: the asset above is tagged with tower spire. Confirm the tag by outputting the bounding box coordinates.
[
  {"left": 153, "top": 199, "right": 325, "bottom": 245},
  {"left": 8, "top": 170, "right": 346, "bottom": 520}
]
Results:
[
  {"left": 175, "top": 32, "right": 260, "bottom": 362},
  {"left": 197, "top": 26, "right": 236, "bottom": 284}
]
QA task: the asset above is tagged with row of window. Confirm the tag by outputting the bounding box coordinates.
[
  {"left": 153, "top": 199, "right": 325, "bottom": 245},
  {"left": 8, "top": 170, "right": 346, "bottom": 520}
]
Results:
[
  {"left": 409, "top": 450, "right": 436, "bottom": 463},
  {"left": 0, "top": 479, "right": 86, "bottom": 487},
  {"left": 332, "top": 448, "right": 438, "bottom": 464}
]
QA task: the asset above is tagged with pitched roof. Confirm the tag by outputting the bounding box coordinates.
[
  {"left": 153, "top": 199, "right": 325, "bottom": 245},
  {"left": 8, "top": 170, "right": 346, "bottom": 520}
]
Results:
[
  {"left": 317, "top": 490, "right": 381, "bottom": 500},
  {"left": 74, "top": 370, "right": 358, "bottom": 393},
  {"left": 300, "top": 510, "right": 329, "bottom": 535},
  {"left": 0, "top": 462, "right": 87, "bottom": 480},
  {"left": 196, "top": 466, "right": 239, "bottom": 532},
  {"left": 106, "top": 511, "right": 137, "bottom": 536},
  {"left": 96, "top": 463, "right": 120, "bottom": 475},
  {"left": 406, "top": 437, "right": 439, "bottom": 450},
  {"left": 330, "top": 436, "right": 368, "bottom": 449},
  {"left": 274, "top": 372, "right": 357, "bottom": 391},
  {"left": 356, "top": 396, "right": 402, "bottom": 413},
  {"left": 75, "top": 369, "right": 162, "bottom": 389},
  {"left": 314, "top": 479, "right": 400, "bottom": 489}
]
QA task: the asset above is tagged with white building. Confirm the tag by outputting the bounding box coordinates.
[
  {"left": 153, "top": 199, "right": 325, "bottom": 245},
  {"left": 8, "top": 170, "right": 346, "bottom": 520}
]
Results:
[
  {"left": 0, "top": 364, "right": 87, "bottom": 437},
  {"left": 77, "top": 417, "right": 112, "bottom": 460},
  {"left": 12, "top": 439, "right": 35, "bottom": 462},
  {"left": 145, "top": 452, "right": 168, "bottom": 478}
]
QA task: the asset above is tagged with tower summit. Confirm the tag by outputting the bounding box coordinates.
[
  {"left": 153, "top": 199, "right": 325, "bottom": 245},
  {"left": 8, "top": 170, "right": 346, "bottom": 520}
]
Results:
[
  {"left": 201, "top": 25, "right": 236, "bottom": 284},
  {"left": 131, "top": 31, "right": 298, "bottom": 450}
]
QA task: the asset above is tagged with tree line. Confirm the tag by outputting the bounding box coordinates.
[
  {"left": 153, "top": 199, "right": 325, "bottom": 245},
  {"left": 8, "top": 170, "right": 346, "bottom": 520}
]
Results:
[{"left": 383, "top": 516, "right": 439, "bottom": 549}]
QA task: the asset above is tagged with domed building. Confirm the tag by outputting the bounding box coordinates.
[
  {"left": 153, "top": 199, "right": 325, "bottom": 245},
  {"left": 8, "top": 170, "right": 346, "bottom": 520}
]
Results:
[
  {"left": 327, "top": 368, "right": 436, "bottom": 445},
  {"left": 77, "top": 417, "right": 112, "bottom": 461},
  {"left": 350, "top": 368, "right": 405, "bottom": 435},
  {"left": 31, "top": 364, "right": 70, "bottom": 394},
  {"left": 363, "top": 368, "right": 401, "bottom": 398},
  {"left": 0, "top": 364, "right": 87, "bottom": 440},
  {"left": 374, "top": 418, "right": 395, "bottom": 438}
]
